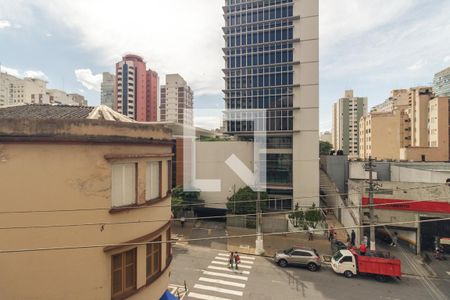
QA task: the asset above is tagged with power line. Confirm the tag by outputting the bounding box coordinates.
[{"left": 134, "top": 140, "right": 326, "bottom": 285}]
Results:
[
  {"left": 0, "top": 183, "right": 444, "bottom": 215},
  {"left": 1, "top": 217, "right": 449, "bottom": 254},
  {"left": 1, "top": 194, "right": 449, "bottom": 231}
]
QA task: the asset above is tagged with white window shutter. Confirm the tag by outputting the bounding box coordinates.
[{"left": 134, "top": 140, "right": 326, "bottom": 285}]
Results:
[
  {"left": 146, "top": 161, "right": 160, "bottom": 200},
  {"left": 112, "top": 163, "right": 136, "bottom": 207}
]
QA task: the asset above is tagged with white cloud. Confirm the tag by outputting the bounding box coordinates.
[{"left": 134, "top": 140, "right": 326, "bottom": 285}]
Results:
[
  {"left": 194, "top": 116, "right": 222, "bottom": 130},
  {"left": 74, "top": 69, "right": 102, "bottom": 92},
  {"left": 407, "top": 59, "right": 427, "bottom": 71},
  {"left": 444, "top": 56, "right": 450, "bottom": 63},
  {"left": 0, "top": 20, "right": 11, "bottom": 29},
  {"left": 24, "top": 70, "right": 48, "bottom": 80},
  {"left": 0, "top": 66, "right": 48, "bottom": 80},
  {"left": 45, "top": 32, "right": 52, "bottom": 37}
]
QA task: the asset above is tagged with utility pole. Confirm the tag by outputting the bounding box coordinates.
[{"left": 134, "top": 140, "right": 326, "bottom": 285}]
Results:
[
  {"left": 367, "top": 156, "right": 376, "bottom": 251},
  {"left": 255, "top": 190, "right": 264, "bottom": 254}
]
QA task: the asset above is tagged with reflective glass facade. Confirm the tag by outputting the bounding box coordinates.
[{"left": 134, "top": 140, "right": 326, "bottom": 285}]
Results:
[
  {"left": 224, "top": 0, "right": 298, "bottom": 210},
  {"left": 223, "top": 0, "right": 297, "bottom": 133}
]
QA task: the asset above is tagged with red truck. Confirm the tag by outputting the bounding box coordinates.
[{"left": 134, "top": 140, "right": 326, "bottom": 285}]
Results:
[{"left": 331, "top": 248, "right": 401, "bottom": 282}]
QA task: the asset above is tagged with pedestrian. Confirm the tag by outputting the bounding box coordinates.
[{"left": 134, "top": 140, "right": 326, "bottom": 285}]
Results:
[
  {"left": 351, "top": 230, "right": 356, "bottom": 246},
  {"left": 234, "top": 252, "right": 240, "bottom": 270},
  {"left": 228, "top": 252, "right": 234, "bottom": 269},
  {"left": 308, "top": 226, "right": 314, "bottom": 241},
  {"left": 333, "top": 231, "right": 337, "bottom": 242},
  {"left": 346, "top": 233, "right": 351, "bottom": 248},
  {"left": 359, "top": 243, "right": 367, "bottom": 256},
  {"left": 180, "top": 216, "right": 186, "bottom": 229},
  {"left": 328, "top": 226, "right": 334, "bottom": 242},
  {"left": 390, "top": 232, "right": 398, "bottom": 247},
  {"left": 363, "top": 235, "right": 368, "bottom": 247}
]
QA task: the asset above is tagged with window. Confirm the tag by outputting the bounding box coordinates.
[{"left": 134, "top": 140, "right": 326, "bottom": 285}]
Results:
[
  {"left": 112, "top": 163, "right": 136, "bottom": 207},
  {"left": 146, "top": 236, "right": 161, "bottom": 283},
  {"left": 146, "top": 161, "right": 161, "bottom": 200},
  {"left": 111, "top": 249, "right": 136, "bottom": 299},
  {"left": 341, "top": 256, "right": 353, "bottom": 263}
]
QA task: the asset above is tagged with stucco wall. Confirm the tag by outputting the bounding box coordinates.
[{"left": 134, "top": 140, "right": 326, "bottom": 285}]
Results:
[{"left": 0, "top": 138, "right": 172, "bottom": 299}]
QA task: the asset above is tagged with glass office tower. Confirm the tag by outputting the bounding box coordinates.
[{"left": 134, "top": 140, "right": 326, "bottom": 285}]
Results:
[{"left": 223, "top": 0, "right": 319, "bottom": 210}]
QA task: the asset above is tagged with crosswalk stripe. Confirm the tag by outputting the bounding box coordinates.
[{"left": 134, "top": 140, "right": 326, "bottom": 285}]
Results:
[
  {"left": 214, "top": 256, "right": 254, "bottom": 265},
  {"left": 211, "top": 261, "right": 252, "bottom": 269},
  {"left": 194, "top": 284, "right": 243, "bottom": 296},
  {"left": 188, "top": 292, "right": 231, "bottom": 300},
  {"left": 217, "top": 253, "right": 256, "bottom": 260},
  {"left": 203, "top": 271, "right": 248, "bottom": 281},
  {"left": 447, "top": 271, "right": 450, "bottom": 276},
  {"left": 208, "top": 265, "right": 250, "bottom": 274},
  {"left": 199, "top": 277, "right": 246, "bottom": 288}
]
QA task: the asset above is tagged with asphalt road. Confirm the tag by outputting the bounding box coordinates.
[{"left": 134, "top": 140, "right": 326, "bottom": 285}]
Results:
[{"left": 170, "top": 245, "right": 450, "bottom": 300}]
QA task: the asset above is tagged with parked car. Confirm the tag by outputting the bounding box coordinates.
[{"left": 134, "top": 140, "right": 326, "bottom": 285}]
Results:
[
  {"left": 331, "top": 240, "right": 347, "bottom": 254},
  {"left": 273, "top": 247, "right": 321, "bottom": 271}
]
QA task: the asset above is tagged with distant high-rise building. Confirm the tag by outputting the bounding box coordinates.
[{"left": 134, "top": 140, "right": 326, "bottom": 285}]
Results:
[
  {"left": 223, "top": 0, "right": 319, "bottom": 209},
  {"left": 332, "top": 90, "right": 368, "bottom": 156},
  {"left": 320, "top": 131, "right": 333, "bottom": 145},
  {"left": 100, "top": 72, "right": 115, "bottom": 109},
  {"left": 433, "top": 66, "right": 450, "bottom": 97},
  {"left": 115, "top": 54, "right": 159, "bottom": 121},
  {"left": 160, "top": 74, "right": 193, "bottom": 126}
]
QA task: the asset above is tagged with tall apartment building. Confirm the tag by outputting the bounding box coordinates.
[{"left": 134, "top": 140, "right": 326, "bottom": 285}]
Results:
[
  {"left": 359, "top": 87, "right": 449, "bottom": 161},
  {"left": 160, "top": 74, "right": 193, "bottom": 126},
  {"left": 332, "top": 90, "right": 367, "bottom": 156},
  {"left": 433, "top": 66, "right": 450, "bottom": 97},
  {"left": 1, "top": 72, "right": 86, "bottom": 106},
  {"left": 371, "top": 89, "right": 409, "bottom": 113},
  {"left": 115, "top": 54, "right": 159, "bottom": 122},
  {"left": 223, "top": 0, "right": 319, "bottom": 209},
  {"left": 100, "top": 72, "right": 115, "bottom": 109}
]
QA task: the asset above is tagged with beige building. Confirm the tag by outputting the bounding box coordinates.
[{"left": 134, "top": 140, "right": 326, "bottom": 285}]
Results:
[
  {"left": 320, "top": 131, "right": 332, "bottom": 145},
  {"left": 160, "top": 74, "right": 193, "bottom": 126},
  {"left": 332, "top": 90, "right": 368, "bottom": 156},
  {"left": 371, "top": 89, "right": 409, "bottom": 113},
  {"left": 359, "top": 87, "right": 449, "bottom": 161},
  {"left": 0, "top": 105, "right": 173, "bottom": 300}
]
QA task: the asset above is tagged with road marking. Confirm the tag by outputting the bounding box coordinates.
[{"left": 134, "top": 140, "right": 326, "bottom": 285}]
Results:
[
  {"left": 211, "top": 261, "right": 252, "bottom": 269},
  {"left": 194, "top": 284, "right": 243, "bottom": 296},
  {"left": 188, "top": 292, "right": 231, "bottom": 300},
  {"left": 199, "top": 277, "right": 246, "bottom": 288},
  {"left": 207, "top": 265, "right": 250, "bottom": 274},
  {"left": 214, "top": 256, "right": 254, "bottom": 265},
  {"left": 447, "top": 271, "right": 450, "bottom": 276},
  {"left": 218, "top": 253, "right": 255, "bottom": 260},
  {"left": 203, "top": 271, "right": 248, "bottom": 281}
]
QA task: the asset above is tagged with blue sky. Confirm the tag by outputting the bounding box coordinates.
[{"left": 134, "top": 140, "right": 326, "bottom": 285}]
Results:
[{"left": 1, "top": 0, "right": 449, "bottom": 130}]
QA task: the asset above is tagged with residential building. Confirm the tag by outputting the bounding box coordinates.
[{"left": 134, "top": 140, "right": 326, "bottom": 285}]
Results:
[
  {"left": 101, "top": 72, "right": 115, "bottom": 109},
  {"left": 433, "top": 66, "right": 450, "bottom": 97},
  {"left": 223, "top": 0, "right": 319, "bottom": 209},
  {"left": 0, "top": 104, "right": 173, "bottom": 299},
  {"left": 1, "top": 72, "right": 86, "bottom": 106},
  {"left": 332, "top": 90, "right": 368, "bottom": 156},
  {"left": 160, "top": 74, "right": 193, "bottom": 126},
  {"left": 359, "top": 87, "right": 449, "bottom": 161},
  {"left": 115, "top": 54, "right": 159, "bottom": 122},
  {"left": 320, "top": 131, "right": 332, "bottom": 145},
  {"left": 371, "top": 89, "right": 409, "bottom": 113}
]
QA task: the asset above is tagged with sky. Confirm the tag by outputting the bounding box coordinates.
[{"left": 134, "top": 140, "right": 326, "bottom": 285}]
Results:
[{"left": 0, "top": 0, "right": 449, "bottom": 130}]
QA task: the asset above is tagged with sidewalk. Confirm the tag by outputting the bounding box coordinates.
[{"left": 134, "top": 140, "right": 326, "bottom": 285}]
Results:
[{"left": 227, "top": 227, "right": 334, "bottom": 258}]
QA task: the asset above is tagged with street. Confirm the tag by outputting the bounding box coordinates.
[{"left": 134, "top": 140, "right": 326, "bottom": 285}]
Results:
[{"left": 170, "top": 245, "right": 450, "bottom": 300}]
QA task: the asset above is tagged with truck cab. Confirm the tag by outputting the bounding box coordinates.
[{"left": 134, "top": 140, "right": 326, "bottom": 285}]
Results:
[{"left": 331, "top": 249, "right": 357, "bottom": 278}]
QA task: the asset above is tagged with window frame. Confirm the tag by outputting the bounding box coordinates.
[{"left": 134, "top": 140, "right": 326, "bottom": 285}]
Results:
[
  {"left": 146, "top": 236, "right": 162, "bottom": 284},
  {"left": 111, "top": 248, "right": 137, "bottom": 300}
]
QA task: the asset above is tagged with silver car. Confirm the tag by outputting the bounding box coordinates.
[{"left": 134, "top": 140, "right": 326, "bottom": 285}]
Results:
[{"left": 273, "top": 247, "right": 321, "bottom": 271}]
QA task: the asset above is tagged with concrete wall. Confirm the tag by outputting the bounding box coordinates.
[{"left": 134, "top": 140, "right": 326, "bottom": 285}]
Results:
[
  {"left": 391, "top": 165, "right": 450, "bottom": 183},
  {"left": 196, "top": 141, "right": 254, "bottom": 209},
  {"left": 320, "top": 155, "right": 348, "bottom": 193},
  {"left": 0, "top": 121, "right": 172, "bottom": 300}
]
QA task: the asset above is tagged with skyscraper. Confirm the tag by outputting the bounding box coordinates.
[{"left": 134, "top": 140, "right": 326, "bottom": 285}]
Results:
[
  {"left": 160, "top": 74, "right": 193, "bottom": 126},
  {"left": 332, "top": 90, "right": 367, "bottom": 157},
  {"left": 223, "top": 0, "right": 319, "bottom": 209},
  {"left": 100, "top": 72, "right": 115, "bottom": 109},
  {"left": 433, "top": 66, "right": 450, "bottom": 97},
  {"left": 115, "top": 54, "right": 159, "bottom": 122}
]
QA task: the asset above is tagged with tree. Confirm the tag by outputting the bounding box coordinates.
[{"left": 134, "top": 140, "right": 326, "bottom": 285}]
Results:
[
  {"left": 320, "top": 141, "right": 333, "bottom": 155},
  {"left": 171, "top": 186, "right": 202, "bottom": 216},
  {"left": 227, "top": 186, "right": 268, "bottom": 215},
  {"left": 304, "top": 203, "right": 324, "bottom": 228}
]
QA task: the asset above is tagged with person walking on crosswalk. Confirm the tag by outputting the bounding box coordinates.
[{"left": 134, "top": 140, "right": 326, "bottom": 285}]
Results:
[
  {"left": 234, "top": 252, "right": 241, "bottom": 270},
  {"left": 228, "top": 251, "right": 234, "bottom": 269}
]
